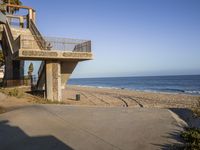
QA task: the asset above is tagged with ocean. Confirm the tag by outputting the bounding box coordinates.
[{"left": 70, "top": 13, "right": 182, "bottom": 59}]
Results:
[{"left": 68, "top": 75, "right": 200, "bottom": 95}]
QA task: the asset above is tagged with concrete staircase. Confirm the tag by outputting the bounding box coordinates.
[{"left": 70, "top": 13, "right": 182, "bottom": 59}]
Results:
[
  {"left": 0, "top": 12, "right": 92, "bottom": 101},
  {"left": 11, "top": 27, "right": 40, "bottom": 50}
]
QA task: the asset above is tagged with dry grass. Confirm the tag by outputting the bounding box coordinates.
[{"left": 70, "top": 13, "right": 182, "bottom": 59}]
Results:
[
  {"left": 0, "top": 106, "right": 6, "bottom": 114},
  {"left": 0, "top": 88, "right": 24, "bottom": 98},
  {"left": 192, "top": 98, "right": 200, "bottom": 117},
  {"left": 180, "top": 127, "right": 200, "bottom": 150},
  {"left": 0, "top": 87, "right": 65, "bottom": 105},
  {"left": 31, "top": 98, "right": 65, "bottom": 105}
]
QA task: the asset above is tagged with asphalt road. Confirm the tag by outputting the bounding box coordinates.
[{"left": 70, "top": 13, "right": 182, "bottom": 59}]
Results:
[{"left": 0, "top": 105, "right": 186, "bottom": 150}]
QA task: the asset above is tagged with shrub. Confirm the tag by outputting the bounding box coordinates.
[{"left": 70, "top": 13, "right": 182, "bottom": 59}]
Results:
[
  {"left": 181, "top": 128, "right": 200, "bottom": 150},
  {"left": 193, "top": 98, "right": 200, "bottom": 117},
  {"left": 0, "top": 88, "right": 24, "bottom": 98}
]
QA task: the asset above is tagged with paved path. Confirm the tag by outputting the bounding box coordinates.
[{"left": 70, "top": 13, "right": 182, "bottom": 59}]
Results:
[{"left": 0, "top": 105, "right": 186, "bottom": 150}]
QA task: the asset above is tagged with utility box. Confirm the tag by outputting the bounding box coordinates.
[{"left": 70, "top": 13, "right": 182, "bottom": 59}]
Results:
[{"left": 76, "top": 94, "right": 80, "bottom": 101}]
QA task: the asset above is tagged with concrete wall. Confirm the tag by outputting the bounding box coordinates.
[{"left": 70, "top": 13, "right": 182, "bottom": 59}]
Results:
[
  {"left": 46, "top": 61, "right": 62, "bottom": 101},
  {"left": 61, "top": 61, "right": 77, "bottom": 89}
]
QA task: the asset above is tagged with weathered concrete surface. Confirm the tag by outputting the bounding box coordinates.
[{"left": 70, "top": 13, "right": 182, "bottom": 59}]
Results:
[
  {"left": 46, "top": 61, "right": 62, "bottom": 101},
  {"left": 61, "top": 61, "right": 78, "bottom": 89},
  {"left": 0, "top": 105, "right": 186, "bottom": 150}
]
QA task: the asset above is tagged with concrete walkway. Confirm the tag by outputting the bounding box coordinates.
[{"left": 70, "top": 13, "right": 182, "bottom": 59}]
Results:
[{"left": 0, "top": 105, "right": 186, "bottom": 150}]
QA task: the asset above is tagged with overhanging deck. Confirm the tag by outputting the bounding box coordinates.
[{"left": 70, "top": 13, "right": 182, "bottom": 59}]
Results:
[
  {"left": 13, "top": 34, "right": 93, "bottom": 61},
  {"left": 16, "top": 49, "right": 93, "bottom": 61}
]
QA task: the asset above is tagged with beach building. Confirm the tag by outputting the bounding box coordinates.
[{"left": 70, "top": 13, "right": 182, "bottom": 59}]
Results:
[{"left": 0, "top": 3, "right": 93, "bottom": 101}]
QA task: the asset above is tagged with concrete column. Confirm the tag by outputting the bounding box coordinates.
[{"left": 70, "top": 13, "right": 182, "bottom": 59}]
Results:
[
  {"left": 4, "top": 56, "right": 13, "bottom": 86},
  {"left": 28, "top": 9, "right": 33, "bottom": 20},
  {"left": 4, "top": 58, "right": 24, "bottom": 87},
  {"left": 45, "top": 61, "right": 62, "bottom": 101},
  {"left": 61, "top": 61, "right": 78, "bottom": 89},
  {"left": 32, "top": 11, "right": 36, "bottom": 23}
]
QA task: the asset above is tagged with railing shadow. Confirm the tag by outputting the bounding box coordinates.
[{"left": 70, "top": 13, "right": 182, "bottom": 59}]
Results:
[
  {"left": 0, "top": 120, "right": 74, "bottom": 150},
  {"left": 152, "top": 108, "right": 200, "bottom": 149},
  {"left": 151, "top": 129, "right": 184, "bottom": 150},
  {"left": 169, "top": 108, "right": 200, "bottom": 128},
  {"left": 26, "top": 90, "right": 45, "bottom": 99}
]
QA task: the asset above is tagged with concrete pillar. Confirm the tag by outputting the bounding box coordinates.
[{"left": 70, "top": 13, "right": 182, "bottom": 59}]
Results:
[
  {"left": 45, "top": 61, "right": 62, "bottom": 101},
  {"left": 32, "top": 11, "right": 36, "bottom": 23},
  {"left": 28, "top": 9, "right": 33, "bottom": 20},
  {"left": 61, "top": 61, "right": 78, "bottom": 89},
  {"left": 4, "top": 56, "right": 13, "bottom": 86},
  {"left": 4, "top": 58, "right": 24, "bottom": 86}
]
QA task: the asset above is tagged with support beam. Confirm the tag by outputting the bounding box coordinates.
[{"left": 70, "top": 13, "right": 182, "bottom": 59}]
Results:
[
  {"left": 45, "top": 61, "right": 62, "bottom": 101},
  {"left": 61, "top": 61, "right": 78, "bottom": 89},
  {"left": 4, "top": 59, "right": 24, "bottom": 86}
]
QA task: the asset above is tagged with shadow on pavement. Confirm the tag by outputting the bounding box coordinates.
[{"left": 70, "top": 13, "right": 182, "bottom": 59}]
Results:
[
  {"left": 151, "top": 129, "right": 184, "bottom": 150},
  {"left": 152, "top": 108, "right": 200, "bottom": 149},
  {"left": 170, "top": 108, "right": 200, "bottom": 128},
  {"left": 0, "top": 120, "right": 73, "bottom": 150},
  {"left": 152, "top": 108, "right": 192, "bottom": 150}
]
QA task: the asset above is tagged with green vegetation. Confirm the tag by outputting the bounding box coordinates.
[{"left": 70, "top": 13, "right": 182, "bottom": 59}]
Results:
[
  {"left": 180, "top": 128, "right": 200, "bottom": 150},
  {"left": 0, "top": 88, "right": 23, "bottom": 98},
  {"left": 2, "top": 0, "right": 22, "bottom": 5},
  {"left": 23, "top": 75, "right": 31, "bottom": 86},
  {"left": 32, "top": 98, "right": 65, "bottom": 105},
  {"left": 2, "top": 0, "right": 23, "bottom": 14},
  {"left": 192, "top": 98, "right": 200, "bottom": 117}
]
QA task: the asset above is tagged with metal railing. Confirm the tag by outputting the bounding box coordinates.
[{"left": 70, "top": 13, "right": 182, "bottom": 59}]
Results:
[
  {"left": 19, "top": 34, "right": 92, "bottom": 52},
  {"left": 3, "top": 20, "right": 15, "bottom": 53},
  {"left": 29, "top": 20, "right": 47, "bottom": 49},
  {"left": 6, "top": 15, "right": 28, "bottom": 28}
]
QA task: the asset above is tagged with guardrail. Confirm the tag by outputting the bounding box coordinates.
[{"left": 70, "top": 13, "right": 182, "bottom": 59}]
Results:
[
  {"left": 3, "top": 21, "right": 15, "bottom": 53},
  {"left": 6, "top": 15, "right": 28, "bottom": 28},
  {"left": 19, "top": 35, "right": 92, "bottom": 52},
  {"left": 29, "top": 20, "right": 46, "bottom": 49}
]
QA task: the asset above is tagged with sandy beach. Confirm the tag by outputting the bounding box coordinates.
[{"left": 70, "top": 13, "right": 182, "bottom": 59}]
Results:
[
  {"left": 0, "top": 85, "right": 199, "bottom": 111},
  {"left": 62, "top": 85, "right": 199, "bottom": 108}
]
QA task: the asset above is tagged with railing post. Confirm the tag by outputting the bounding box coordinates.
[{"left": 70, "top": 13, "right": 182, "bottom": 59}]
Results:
[
  {"left": 28, "top": 9, "right": 33, "bottom": 20},
  {"left": 27, "top": 9, "right": 33, "bottom": 28},
  {"left": 19, "top": 35, "right": 21, "bottom": 49},
  {"left": 32, "top": 11, "right": 36, "bottom": 23},
  {"left": 27, "top": 14, "right": 30, "bottom": 28},
  {"left": 19, "top": 16, "right": 24, "bottom": 28}
]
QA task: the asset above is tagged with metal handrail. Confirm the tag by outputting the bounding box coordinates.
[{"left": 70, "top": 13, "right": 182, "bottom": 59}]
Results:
[
  {"left": 6, "top": 4, "right": 35, "bottom": 11},
  {"left": 20, "top": 34, "right": 92, "bottom": 52},
  {"left": 3, "top": 20, "right": 15, "bottom": 53},
  {"left": 29, "top": 19, "right": 47, "bottom": 50}
]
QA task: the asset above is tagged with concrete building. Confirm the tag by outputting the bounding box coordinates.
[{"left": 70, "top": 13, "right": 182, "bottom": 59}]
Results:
[{"left": 0, "top": 4, "right": 93, "bottom": 101}]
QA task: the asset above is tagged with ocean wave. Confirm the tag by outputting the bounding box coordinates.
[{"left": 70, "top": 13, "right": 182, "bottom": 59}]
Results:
[
  {"left": 69, "top": 84, "right": 200, "bottom": 95},
  {"left": 160, "top": 88, "right": 185, "bottom": 93},
  {"left": 70, "top": 84, "right": 121, "bottom": 90},
  {"left": 184, "top": 90, "right": 200, "bottom": 95}
]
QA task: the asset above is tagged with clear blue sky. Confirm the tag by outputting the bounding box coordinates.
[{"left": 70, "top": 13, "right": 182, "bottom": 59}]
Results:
[{"left": 23, "top": 0, "right": 200, "bottom": 78}]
